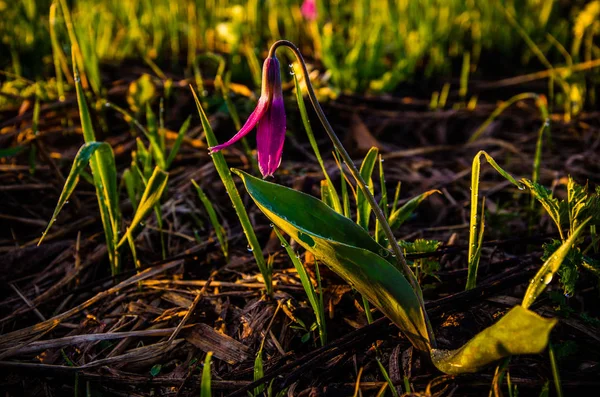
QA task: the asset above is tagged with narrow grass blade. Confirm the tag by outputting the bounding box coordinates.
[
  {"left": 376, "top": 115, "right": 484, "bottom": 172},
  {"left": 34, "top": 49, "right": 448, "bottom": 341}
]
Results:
[
  {"left": 293, "top": 69, "right": 341, "bottom": 213},
  {"left": 549, "top": 342, "right": 563, "bottom": 397},
  {"left": 145, "top": 104, "right": 166, "bottom": 169},
  {"left": 191, "top": 86, "right": 271, "bottom": 295},
  {"left": 165, "top": 116, "right": 191, "bottom": 168},
  {"left": 200, "top": 351, "right": 213, "bottom": 397},
  {"left": 274, "top": 227, "right": 326, "bottom": 346},
  {"left": 192, "top": 180, "right": 229, "bottom": 260},
  {"left": 357, "top": 147, "right": 379, "bottom": 230},
  {"left": 118, "top": 167, "right": 169, "bottom": 247},
  {"left": 522, "top": 218, "right": 590, "bottom": 309},
  {"left": 387, "top": 190, "right": 440, "bottom": 231},
  {"left": 469, "top": 93, "right": 548, "bottom": 142},
  {"left": 74, "top": 62, "right": 121, "bottom": 274},
  {"left": 466, "top": 151, "right": 522, "bottom": 290},
  {"left": 38, "top": 142, "right": 113, "bottom": 245}
]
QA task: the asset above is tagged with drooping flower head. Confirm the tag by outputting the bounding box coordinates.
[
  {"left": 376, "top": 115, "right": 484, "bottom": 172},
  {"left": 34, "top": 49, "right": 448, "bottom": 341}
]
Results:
[
  {"left": 301, "top": 0, "right": 317, "bottom": 21},
  {"left": 209, "top": 56, "right": 286, "bottom": 178}
]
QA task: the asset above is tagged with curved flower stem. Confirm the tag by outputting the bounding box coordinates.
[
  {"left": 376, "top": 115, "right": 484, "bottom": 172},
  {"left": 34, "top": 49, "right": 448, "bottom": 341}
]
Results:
[{"left": 269, "top": 40, "right": 436, "bottom": 348}]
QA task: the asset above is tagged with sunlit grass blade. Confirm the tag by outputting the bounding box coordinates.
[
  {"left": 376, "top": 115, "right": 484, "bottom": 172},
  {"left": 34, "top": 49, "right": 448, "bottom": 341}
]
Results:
[
  {"left": 274, "top": 227, "right": 326, "bottom": 346},
  {"left": 145, "top": 104, "right": 166, "bottom": 169},
  {"left": 192, "top": 180, "right": 229, "bottom": 261},
  {"left": 191, "top": 86, "right": 272, "bottom": 295},
  {"left": 469, "top": 93, "right": 548, "bottom": 142},
  {"left": 522, "top": 178, "right": 565, "bottom": 240},
  {"left": 387, "top": 190, "right": 440, "bottom": 230},
  {"left": 522, "top": 218, "right": 590, "bottom": 309},
  {"left": 253, "top": 350, "right": 265, "bottom": 397},
  {"left": 549, "top": 342, "right": 563, "bottom": 397},
  {"left": 356, "top": 147, "right": 379, "bottom": 230},
  {"left": 38, "top": 141, "right": 114, "bottom": 246},
  {"left": 118, "top": 166, "right": 169, "bottom": 248},
  {"left": 293, "top": 67, "right": 342, "bottom": 214},
  {"left": 466, "top": 151, "right": 522, "bottom": 290},
  {"left": 200, "top": 351, "right": 213, "bottom": 397},
  {"left": 376, "top": 357, "right": 399, "bottom": 397},
  {"left": 165, "top": 116, "right": 191, "bottom": 168},
  {"left": 74, "top": 62, "right": 121, "bottom": 275}
]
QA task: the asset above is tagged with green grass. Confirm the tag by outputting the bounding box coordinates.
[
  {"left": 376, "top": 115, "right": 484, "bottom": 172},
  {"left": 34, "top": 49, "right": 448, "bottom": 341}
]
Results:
[{"left": 1, "top": 0, "right": 598, "bottom": 100}]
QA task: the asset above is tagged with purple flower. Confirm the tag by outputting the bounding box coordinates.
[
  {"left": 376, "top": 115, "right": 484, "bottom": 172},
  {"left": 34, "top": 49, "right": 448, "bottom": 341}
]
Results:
[
  {"left": 301, "top": 0, "right": 317, "bottom": 21},
  {"left": 209, "top": 56, "right": 286, "bottom": 178}
]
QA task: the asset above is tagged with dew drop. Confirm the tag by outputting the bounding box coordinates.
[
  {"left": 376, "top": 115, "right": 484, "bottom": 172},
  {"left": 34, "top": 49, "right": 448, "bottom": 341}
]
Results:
[
  {"left": 543, "top": 273, "right": 553, "bottom": 285},
  {"left": 139, "top": 222, "right": 145, "bottom": 227},
  {"left": 378, "top": 248, "right": 390, "bottom": 257},
  {"left": 564, "top": 292, "right": 572, "bottom": 298},
  {"left": 65, "top": 201, "right": 69, "bottom": 204},
  {"left": 104, "top": 102, "right": 111, "bottom": 108},
  {"left": 247, "top": 245, "right": 253, "bottom": 252},
  {"left": 517, "top": 184, "right": 525, "bottom": 191},
  {"left": 281, "top": 243, "right": 287, "bottom": 248},
  {"left": 269, "top": 223, "right": 274, "bottom": 228}
]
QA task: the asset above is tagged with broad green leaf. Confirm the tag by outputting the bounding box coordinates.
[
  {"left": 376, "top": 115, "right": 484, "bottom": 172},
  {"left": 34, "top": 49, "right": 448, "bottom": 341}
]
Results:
[
  {"left": 431, "top": 305, "right": 556, "bottom": 374},
  {"left": 38, "top": 142, "right": 114, "bottom": 245},
  {"left": 522, "top": 219, "right": 590, "bottom": 309},
  {"left": 356, "top": 147, "right": 379, "bottom": 230},
  {"left": 200, "top": 351, "right": 213, "bottom": 397},
  {"left": 118, "top": 167, "right": 169, "bottom": 247},
  {"left": 232, "top": 169, "right": 430, "bottom": 351},
  {"left": 191, "top": 87, "right": 271, "bottom": 295},
  {"left": 192, "top": 180, "right": 228, "bottom": 260}
]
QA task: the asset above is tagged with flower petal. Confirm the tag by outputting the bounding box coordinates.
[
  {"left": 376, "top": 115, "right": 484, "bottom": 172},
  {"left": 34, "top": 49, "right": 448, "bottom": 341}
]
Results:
[
  {"left": 256, "top": 97, "right": 286, "bottom": 177},
  {"left": 208, "top": 97, "right": 269, "bottom": 153}
]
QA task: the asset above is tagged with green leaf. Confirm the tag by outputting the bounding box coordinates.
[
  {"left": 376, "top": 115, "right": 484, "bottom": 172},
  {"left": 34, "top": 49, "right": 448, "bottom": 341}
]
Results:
[
  {"left": 431, "top": 306, "right": 556, "bottom": 374},
  {"left": 467, "top": 151, "right": 522, "bottom": 290},
  {"left": 38, "top": 142, "right": 115, "bottom": 245},
  {"left": 522, "top": 219, "right": 590, "bottom": 309},
  {"left": 200, "top": 352, "right": 213, "bottom": 397},
  {"left": 356, "top": 147, "right": 379, "bottom": 230},
  {"left": 522, "top": 178, "right": 565, "bottom": 239},
  {"left": 118, "top": 167, "right": 169, "bottom": 247},
  {"left": 74, "top": 64, "right": 120, "bottom": 273},
  {"left": 387, "top": 190, "right": 440, "bottom": 231},
  {"left": 232, "top": 169, "right": 431, "bottom": 351}
]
